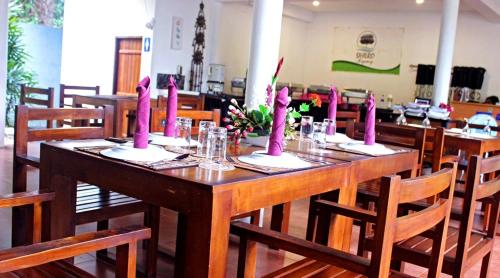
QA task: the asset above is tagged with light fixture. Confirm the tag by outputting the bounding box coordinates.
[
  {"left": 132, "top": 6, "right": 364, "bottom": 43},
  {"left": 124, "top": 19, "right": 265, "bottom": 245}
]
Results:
[
  {"left": 312, "top": 1, "right": 320, "bottom": 7},
  {"left": 416, "top": 0, "right": 424, "bottom": 4}
]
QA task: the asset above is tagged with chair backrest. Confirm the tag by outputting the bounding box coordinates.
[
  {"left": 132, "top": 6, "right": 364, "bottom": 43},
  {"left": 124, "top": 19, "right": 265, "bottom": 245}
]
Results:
[
  {"left": 452, "top": 154, "right": 500, "bottom": 274},
  {"left": 150, "top": 108, "right": 221, "bottom": 135},
  {"left": 422, "top": 127, "right": 447, "bottom": 172},
  {"left": 59, "top": 84, "right": 100, "bottom": 108},
  {"left": 20, "top": 85, "right": 55, "bottom": 128},
  {"left": 336, "top": 110, "right": 360, "bottom": 129},
  {"left": 14, "top": 105, "right": 113, "bottom": 158},
  {"left": 370, "top": 164, "right": 457, "bottom": 277},
  {"left": 346, "top": 121, "right": 427, "bottom": 170}
]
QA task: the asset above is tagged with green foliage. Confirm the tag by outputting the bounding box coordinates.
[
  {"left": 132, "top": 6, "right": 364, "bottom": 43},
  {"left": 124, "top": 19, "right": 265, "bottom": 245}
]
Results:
[
  {"left": 299, "top": 103, "right": 310, "bottom": 112},
  {"left": 10, "top": 0, "right": 65, "bottom": 28},
  {"left": 5, "top": 2, "right": 36, "bottom": 126}
]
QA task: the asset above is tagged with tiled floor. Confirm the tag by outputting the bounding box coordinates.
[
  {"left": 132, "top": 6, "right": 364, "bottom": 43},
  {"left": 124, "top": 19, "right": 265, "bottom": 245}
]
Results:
[{"left": 0, "top": 141, "right": 498, "bottom": 277}]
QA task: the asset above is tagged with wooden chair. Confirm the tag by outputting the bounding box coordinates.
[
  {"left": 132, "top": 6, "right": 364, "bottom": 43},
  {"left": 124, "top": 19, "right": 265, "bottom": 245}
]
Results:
[
  {"left": 422, "top": 127, "right": 458, "bottom": 173},
  {"left": 20, "top": 85, "right": 55, "bottom": 127},
  {"left": 387, "top": 155, "right": 500, "bottom": 277},
  {"left": 0, "top": 189, "right": 150, "bottom": 277},
  {"left": 231, "top": 164, "right": 457, "bottom": 277},
  {"left": 59, "top": 84, "right": 100, "bottom": 126},
  {"left": 336, "top": 110, "right": 360, "bottom": 129},
  {"left": 150, "top": 107, "right": 221, "bottom": 135},
  {"left": 13, "top": 105, "right": 160, "bottom": 277}
]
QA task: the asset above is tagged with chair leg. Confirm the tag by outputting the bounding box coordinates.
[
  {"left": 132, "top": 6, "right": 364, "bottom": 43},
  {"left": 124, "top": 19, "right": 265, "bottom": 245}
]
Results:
[
  {"left": 144, "top": 206, "right": 160, "bottom": 278},
  {"left": 116, "top": 242, "right": 138, "bottom": 278},
  {"left": 306, "top": 195, "right": 320, "bottom": 242},
  {"left": 237, "top": 236, "right": 256, "bottom": 278},
  {"left": 96, "top": 220, "right": 109, "bottom": 258},
  {"left": 269, "top": 202, "right": 291, "bottom": 249},
  {"left": 314, "top": 209, "right": 332, "bottom": 246}
]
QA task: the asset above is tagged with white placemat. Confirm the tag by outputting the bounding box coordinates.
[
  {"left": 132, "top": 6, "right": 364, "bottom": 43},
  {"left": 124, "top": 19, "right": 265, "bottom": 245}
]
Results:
[
  {"left": 100, "top": 143, "right": 177, "bottom": 162},
  {"left": 468, "top": 133, "right": 497, "bottom": 139},
  {"left": 325, "top": 133, "right": 356, "bottom": 144},
  {"left": 149, "top": 133, "right": 200, "bottom": 147},
  {"left": 238, "top": 151, "right": 312, "bottom": 169},
  {"left": 338, "top": 142, "right": 396, "bottom": 156},
  {"left": 447, "top": 128, "right": 464, "bottom": 134}
]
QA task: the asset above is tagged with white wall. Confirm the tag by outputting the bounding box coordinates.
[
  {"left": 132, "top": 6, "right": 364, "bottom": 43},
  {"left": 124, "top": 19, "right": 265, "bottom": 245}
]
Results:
[
  {"left": 150, "top": 0, "right": 219, "bottom": 96},
  {"left": 0, "top": 0, "right": 8, "bottom": 147},
  {"left": 60, "top": 0, "right": 154, "bottom": 95},
  {"left": 210, "top": 3, "right": 309, "bottom": 91},
  {"left": 213, "top": 6, "right": 500, "bottom": 104},
  {"left": 303, "top": 11, "right": 500, "bottom": 104}
]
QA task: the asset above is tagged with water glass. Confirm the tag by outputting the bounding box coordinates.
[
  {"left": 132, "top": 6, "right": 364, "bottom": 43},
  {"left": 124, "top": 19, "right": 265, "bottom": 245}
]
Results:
[
  {"left": 197, "top": 121, "right": 216, "bottom": 156},
  {"left": 300, "top": 116, "right": 314, "bottom": 139},
  {"left": 323, "top": 119, "right": 336, "bottom": 136},
  {"left": 312, "top": 122, "right": 326, "bottom": 149},
  {"left": 199, "top": 127, "right": 235, "bottom": 171},
  {"left": 176, "top": 117, "right": 192, "bottom": 152}
]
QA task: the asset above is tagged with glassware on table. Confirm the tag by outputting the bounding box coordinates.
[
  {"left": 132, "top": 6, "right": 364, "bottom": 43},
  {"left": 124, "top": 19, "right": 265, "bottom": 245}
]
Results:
[
  {"left": 197, "top": 121, "right": 216, "bottom": 156},
  {"left": 199, "top": 127, "right": 235, "bottom": 171},
  {"left": 176, "top": 117, "right": 192, "bottom": 153},
  {"left": 323, "top": 119, "right": 336, "bottom": 136},
  {"left": 312, "top": 122, "right": 326, "bottom": 149},
  {"left": 462, "top": 118, "right": 470, "bottom": 136},
  {"left": 300, "top": 116, "right": 314, "bottom": 139},
  {"left": 422, "top": 113, "right": 431, "bottom": 128},
  {"left": 395, "top": 109, "right": 407, "bottom": 125},
  {"left": 483, "top": 119, "right": 492, "bottom": 135}
]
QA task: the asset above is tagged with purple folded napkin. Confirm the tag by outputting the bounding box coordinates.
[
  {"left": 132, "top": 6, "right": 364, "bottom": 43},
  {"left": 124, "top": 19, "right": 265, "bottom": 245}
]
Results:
[
  {"left": 133, "top": 76, "right": 151, "bottom": 149},
  {"left": 267, "top": 87, "right": 289, "bottom": 156},
  {"left": 326, "top": 86, "right": 338, "bottom": 135},
  {"left": 164, "top": 76, "right": 178, "bottom": 137},
  {"left": 364, "top": 94, "right": 376, "bottom": 145}
]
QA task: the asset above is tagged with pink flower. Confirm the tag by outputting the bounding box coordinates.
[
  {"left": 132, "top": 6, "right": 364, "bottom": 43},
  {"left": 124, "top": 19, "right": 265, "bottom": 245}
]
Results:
[
  {"left": 266, "top": 85, "right": 273, "bottom": 107},
  {"left": 247, "top": 126, "right": 254, "bottom": 132},
  {"left": 226, "top": 125, "right": 234, "bottom": 130},
  {"left": 238, "top": 112, "right": 245, "bottom": 119},
  {"left": 234, "top": 129, "right": 240, "bottom": 136},
  {"left": 222, "top": 117, "right": 231, "bottom": 123},
  {"left": 242, "top": 130, "right": 248, "bottom": 137}
]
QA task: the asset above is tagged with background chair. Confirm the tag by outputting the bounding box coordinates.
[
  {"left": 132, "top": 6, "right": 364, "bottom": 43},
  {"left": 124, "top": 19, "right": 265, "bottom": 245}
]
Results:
[
  {"left": 20, "top": 85, "right": 55, "bottom": 128},
  {"left": 13, "top": 105, "right": 159, "bottom": 277},
  {"left": 59, "top": 84, "right": 100, "bottom": 126},
  {"left": 232, "top": 165, "right": 456, "bottom": 277},
  {"left": 0, "top": 189, "right": 149, "bottom": 277}
]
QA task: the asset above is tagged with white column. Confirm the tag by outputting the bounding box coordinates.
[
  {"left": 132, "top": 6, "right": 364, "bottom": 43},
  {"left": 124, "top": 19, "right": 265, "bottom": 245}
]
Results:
[
  {"left": 0, "top": 0, "right": 8, "bottom": 147},
  {"left": 245, "top": 0, "right": 284, "bottom": 110},
  {"left": 432, "top": 0, "right": 460, "bottom": 106}
]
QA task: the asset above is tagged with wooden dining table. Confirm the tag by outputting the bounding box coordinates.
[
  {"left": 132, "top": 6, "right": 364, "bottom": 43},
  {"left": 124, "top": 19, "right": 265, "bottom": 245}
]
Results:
[
  {"left": 38, "top": 139, "right": 418, "bottom": 277},
  {"left": 444, "top": 130, "right": 500, "bottom": 160}
]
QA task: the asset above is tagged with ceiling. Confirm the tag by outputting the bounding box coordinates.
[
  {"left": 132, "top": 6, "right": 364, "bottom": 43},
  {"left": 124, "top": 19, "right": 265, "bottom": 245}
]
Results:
[{"left": 286, "top": 0, "right": 473, "bottom": 13}]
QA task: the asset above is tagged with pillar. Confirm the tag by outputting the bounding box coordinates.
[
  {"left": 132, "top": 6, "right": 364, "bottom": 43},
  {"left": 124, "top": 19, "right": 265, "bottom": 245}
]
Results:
[
  {"left": 0, "top": 0, "right": 8, "bottom": 147},
  {"left": 245, "top": 0, "right": 284, "bottom": 110},
  {"left": 432, "top": 0, "right": 460, "bottom": 106}
]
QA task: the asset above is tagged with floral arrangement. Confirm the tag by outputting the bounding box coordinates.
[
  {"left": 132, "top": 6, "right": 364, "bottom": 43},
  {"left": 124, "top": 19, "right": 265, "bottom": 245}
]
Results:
[
  {"left": 438, "top": 102, "right": 454, "bottom": 112},
  {"left": 223, "top": 58, "right": 321, "bottom": 144}
]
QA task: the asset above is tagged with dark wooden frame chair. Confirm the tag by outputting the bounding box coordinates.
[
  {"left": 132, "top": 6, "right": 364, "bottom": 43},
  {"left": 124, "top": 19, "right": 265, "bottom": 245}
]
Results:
[
  {"left": 59, "top": 84, "right": 100, "bottom": 126},
  {"left": 20, "top": 84, "right": 55, "bottom": 128},
  {"left": 150, "top": 108, "right": 221, "bottom": 136},
  {"left": 0, "top": 189, "right": 150, "bottom": 277},
  {"left": 232, "top": 164, "right": 457, "bottom": 277},
  {"left": 386, "top": 155, "right": 500, "bottom": 278},
  {"left": 13, "top": 105, "right": 159, "bottom": 277},
  {"left": 336, "top": 110, "right": 360, "bottom": 129}
]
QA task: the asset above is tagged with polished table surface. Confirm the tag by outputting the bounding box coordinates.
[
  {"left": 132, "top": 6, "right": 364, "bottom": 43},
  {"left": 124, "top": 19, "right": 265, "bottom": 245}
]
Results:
[{"left": 38, "top": 139, "right": 418, "bottom": 277}]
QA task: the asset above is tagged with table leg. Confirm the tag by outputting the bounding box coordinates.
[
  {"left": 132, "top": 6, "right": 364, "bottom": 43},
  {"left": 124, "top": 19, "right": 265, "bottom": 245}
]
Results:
[{"left": 174, "top": 190, "right": 232, "bottom": 277}]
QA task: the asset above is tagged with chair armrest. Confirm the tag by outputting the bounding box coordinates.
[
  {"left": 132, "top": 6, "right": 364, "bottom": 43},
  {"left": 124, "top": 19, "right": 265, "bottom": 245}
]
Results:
[
  {"left": 314, "top": 199, "right": 377, "bottom": 223},
  {"left": 15, "top": 154, "right": 40, "bottom": 168},
  {"left": 0, "top": 190, "right": 55, "bottom": 208},
  {"left": 231, "top": 221, "right": 370, "bottom": 275},
  {"left": 0, "top": 225, "right": 150, "bottom": 273}
]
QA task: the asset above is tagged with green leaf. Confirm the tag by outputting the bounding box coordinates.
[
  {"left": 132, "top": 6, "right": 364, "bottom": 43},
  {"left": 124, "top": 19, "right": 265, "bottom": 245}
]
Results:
[
  {"left": 291, "top": 110, "right": 302, "bottom": 118},
  {"left": 251, "top": 110, "right": 264, "bottom": 124},
  {"left": 259, "top": 104, "right": 269, "bottom": 115},
  {"left": 299, "top": 103, "right": 310, "bottom": 112}
]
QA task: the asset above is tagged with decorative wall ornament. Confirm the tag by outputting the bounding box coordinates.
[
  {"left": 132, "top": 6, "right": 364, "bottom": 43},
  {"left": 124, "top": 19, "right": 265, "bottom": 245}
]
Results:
[
  {"left": 171, "top": 16, "right": 183, "bottom": 50},
  {"left": 189, "top": 1, "right": 206, "bottom": 92}
]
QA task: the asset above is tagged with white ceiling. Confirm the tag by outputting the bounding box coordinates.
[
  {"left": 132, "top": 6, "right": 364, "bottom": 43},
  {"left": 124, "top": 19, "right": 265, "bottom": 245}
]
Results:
[{"left": 286, "top": 0, "right": 473, "bottom": 13}]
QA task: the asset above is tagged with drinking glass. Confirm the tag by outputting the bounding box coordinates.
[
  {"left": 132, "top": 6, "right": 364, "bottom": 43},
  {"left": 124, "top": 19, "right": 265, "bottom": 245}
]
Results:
[
  {"left": 199, "top": 127, "right": 235, "bottom": 171},
  {"left": 312, "top": 122, "right": 326, "bottom": 149},
  {"left": 395, "top": 109, "right": 407, "bottom": 125},
  {"left": 422, "top": 114, "right": 431, "bottom": 128},
  {"left": 300, "top": 116, "right": 314, "bottom": 139},
  {"left": 197, "top": 121, "right": 216, "bottom": 156},
  {"left": 323, "top": 119, "right": 336, "bottom": 136},
  {"left": 483, "top": 119, "right": 492, "bottom": 135},
  {"left": 176, "top": 117, "right": 192, "bottom": 153}
]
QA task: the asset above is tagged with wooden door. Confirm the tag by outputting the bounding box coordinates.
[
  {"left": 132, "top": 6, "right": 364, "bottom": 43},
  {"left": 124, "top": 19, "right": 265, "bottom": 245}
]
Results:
[{"left": 113, "top": 37, "right": 142, "bottom": 94}]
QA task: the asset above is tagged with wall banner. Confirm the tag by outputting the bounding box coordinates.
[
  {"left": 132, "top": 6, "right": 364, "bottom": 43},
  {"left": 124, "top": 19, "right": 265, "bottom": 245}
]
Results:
[{"left": 332, "top": 27, "right": 404, "bottom": 75}]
